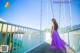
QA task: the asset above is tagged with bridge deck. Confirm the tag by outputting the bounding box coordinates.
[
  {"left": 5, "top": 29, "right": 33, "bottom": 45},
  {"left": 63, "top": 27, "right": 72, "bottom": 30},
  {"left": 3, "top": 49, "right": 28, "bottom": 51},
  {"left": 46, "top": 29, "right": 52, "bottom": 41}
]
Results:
[{"left": 27, "top": 40, "right": 74, "bottom": 53}]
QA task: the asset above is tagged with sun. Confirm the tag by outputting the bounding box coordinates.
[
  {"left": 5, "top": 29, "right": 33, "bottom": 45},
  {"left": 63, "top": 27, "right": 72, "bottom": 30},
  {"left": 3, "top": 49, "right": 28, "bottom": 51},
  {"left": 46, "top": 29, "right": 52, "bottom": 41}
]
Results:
[{"left": 5, "top": 2, "right": 10, "bottom": 8}]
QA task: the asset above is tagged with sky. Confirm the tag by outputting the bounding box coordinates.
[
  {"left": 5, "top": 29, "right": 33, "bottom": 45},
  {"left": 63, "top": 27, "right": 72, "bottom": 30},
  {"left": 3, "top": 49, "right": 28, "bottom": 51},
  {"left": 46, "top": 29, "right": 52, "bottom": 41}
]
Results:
[{"left": 0, "top": 0, "right": 80, "bottom": 30}]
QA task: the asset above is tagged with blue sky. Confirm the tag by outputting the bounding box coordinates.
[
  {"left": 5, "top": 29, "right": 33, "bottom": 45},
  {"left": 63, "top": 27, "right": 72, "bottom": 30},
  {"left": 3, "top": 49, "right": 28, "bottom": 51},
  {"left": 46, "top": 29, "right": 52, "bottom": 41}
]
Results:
[{"left": 0, "top": 0, "right": 80, "bottom": 30}]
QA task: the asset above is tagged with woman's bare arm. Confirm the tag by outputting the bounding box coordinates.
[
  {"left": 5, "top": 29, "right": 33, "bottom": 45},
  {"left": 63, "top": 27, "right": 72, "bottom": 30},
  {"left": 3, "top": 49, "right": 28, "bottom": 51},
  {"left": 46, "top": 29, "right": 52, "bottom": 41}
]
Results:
[{"left": 51, "top": 26, "right": 54, "bottom": 37}]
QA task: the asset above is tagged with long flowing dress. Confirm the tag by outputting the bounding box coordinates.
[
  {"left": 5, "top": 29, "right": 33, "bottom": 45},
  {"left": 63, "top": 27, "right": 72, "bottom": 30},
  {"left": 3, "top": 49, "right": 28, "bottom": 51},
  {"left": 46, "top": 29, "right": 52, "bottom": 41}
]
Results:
[{"left": 50, "top": 29, "right": 66, "bottom": 51}]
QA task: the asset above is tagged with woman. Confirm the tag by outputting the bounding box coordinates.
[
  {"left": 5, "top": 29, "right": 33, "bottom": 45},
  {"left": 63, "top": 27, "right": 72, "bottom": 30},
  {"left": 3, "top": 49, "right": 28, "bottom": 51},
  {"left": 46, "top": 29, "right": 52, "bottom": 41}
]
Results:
[{"left": 50, "top": 18, "right": 66, "bottom": 53}]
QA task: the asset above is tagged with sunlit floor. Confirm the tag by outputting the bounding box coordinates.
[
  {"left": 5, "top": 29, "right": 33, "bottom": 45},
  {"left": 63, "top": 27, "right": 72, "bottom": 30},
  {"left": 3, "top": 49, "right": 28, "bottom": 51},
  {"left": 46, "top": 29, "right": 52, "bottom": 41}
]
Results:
[
  {"left": 27, "top": 39, "right": 74, "bottom": 53},
  {"left": 65, "top": 46, "right": 74, "bottom": 53},
  {"left": 47, "top": 39, "right": 74, "bottom": 53}
]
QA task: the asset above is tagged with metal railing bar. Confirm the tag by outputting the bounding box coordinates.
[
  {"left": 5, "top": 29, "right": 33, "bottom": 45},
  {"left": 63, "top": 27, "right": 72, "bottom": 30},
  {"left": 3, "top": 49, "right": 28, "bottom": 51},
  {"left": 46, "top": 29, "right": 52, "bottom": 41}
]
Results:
[
  {"left": 23, "top": 28, "right": 25, "bottom": 51},
  {"left": 19, "top": 27, "right": 22, "bottom": 53},
  {"left": 21, "top": 27, "right": 25, "bottom": 53},
  {"left": 0, "top": 21, "right": 41, "bottom": 31},
  {"left": 16, "top": 26, "right": 19, "bottom": 53},
  {"left": 68, "top": 32, "right": 70, "bottom": 47},
  {"left": 9, "top": 25, "right": 12, "bottom": 53},
  {"left": 24, "top": 28, "right": 27, "bottom": 51},
  {"left": 0, "top": 23, "right": 3, "bottom": 45},
  {"left": 12, "top": 26, "right": 16, "bottom": 53},
  {"left": 4, "top": 24, "right": 8, "bottom": 45}
]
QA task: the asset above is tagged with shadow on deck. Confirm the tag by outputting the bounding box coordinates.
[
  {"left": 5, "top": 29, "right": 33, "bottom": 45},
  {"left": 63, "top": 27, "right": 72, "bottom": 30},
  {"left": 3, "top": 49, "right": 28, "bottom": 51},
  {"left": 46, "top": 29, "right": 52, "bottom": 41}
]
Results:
[{"left": 27, "top": 43, "right": 65, "bottom": 53}]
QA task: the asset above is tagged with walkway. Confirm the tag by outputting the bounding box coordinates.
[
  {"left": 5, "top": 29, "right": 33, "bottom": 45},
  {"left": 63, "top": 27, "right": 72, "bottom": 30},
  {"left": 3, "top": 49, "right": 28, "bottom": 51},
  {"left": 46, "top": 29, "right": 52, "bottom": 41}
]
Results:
[{"left": 27, "top": 40, "right": 75, "bottom": 53}]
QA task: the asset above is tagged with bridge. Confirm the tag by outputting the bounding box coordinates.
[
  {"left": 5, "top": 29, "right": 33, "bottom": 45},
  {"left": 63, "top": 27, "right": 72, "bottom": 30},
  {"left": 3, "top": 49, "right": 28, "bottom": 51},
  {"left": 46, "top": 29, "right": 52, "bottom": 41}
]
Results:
[
  {"left": 0, "top": 0, "right": 80, "bottom": 53},
  {"left": 0, "top": 21, "right": 80, "bottom": 53}
]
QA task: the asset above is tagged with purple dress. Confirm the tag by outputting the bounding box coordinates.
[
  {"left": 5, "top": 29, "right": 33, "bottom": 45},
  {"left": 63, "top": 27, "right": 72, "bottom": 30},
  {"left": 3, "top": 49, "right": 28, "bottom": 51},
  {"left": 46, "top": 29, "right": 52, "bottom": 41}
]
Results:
[{"left": 50, "top": 29, "right": 66, "bottom": 51}]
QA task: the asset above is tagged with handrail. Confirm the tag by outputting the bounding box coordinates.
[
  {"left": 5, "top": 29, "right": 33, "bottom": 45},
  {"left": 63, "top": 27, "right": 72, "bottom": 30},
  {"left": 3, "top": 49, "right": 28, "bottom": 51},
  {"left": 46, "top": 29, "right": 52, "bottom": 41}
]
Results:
[
  {"left": 59, "top": 24, "right": 80, "bottom": 33},
  {"left": 0, "top": 21, "right": 41, "bottom": 31}
]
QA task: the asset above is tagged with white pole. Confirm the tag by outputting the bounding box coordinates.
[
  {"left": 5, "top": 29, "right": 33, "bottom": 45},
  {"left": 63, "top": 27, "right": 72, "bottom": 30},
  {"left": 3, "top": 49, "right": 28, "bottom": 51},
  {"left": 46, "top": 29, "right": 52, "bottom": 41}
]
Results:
[
  {"left": 69, "top": 0, "right": 72, "bottom": 30},
  {"left": 59, "top": 0, "right": 62, "bottom": 29},
  {"left": 40, "top": 0, "right": 42, "bottom": 31},
  {"left": 46, "top": 0, "right": 48, "bottom": 29},
  {"left": 50, "top": 0, "right": 54, "bottom": 18},
  {"left": 40, "top": 0, "right": 42, "bottom": 43},
  {"left": 63, "top": 0, "right": 66, "bottom": 32}
]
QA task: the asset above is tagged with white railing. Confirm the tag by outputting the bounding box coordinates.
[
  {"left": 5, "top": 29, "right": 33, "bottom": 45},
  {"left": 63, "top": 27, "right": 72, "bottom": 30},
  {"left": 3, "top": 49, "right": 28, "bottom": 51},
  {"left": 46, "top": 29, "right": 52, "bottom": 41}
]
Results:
[
  {"left": 59, "top": 25, "right": 80, "bottom": 53},
  {"left": 0, "top": 21, "right": 46, "bottom": 53}
]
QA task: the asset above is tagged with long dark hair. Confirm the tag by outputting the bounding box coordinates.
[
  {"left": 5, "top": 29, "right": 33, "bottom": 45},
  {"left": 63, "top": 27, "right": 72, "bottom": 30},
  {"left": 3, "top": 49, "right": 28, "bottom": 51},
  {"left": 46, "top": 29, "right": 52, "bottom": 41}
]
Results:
[{"left": 52, "top": 18, "right": 58, "bottom": 30}]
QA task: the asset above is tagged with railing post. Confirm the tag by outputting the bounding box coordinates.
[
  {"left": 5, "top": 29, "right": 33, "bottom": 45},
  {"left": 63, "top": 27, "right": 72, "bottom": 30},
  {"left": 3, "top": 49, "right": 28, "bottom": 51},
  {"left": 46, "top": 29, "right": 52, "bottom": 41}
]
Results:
[
  {"left": 12, "top": 26, "right": 16, "bottom": 53},
  {"left": 25, "top": 28, "right": 27, "bottom": 50},
  {"left": 0, "top": 23, "right": 3, "bottom": 45},
  {"left": 68, "top": 31, "right": 70, "bottom": 47},
  {"left": 24, "top": 27, "right": 27, "bottom": 51},
  {"left": 40, "top": 31, "right": 41, "bottom": 43},
  {"left": 4, "top": 24, "right": 8, "bottom": 45},
  {"left": 19, "top": 27, "right": 22, "bottom": 53},
  {"left": 20, "top": 27, "right": 23, "bottom": 53},
  {"left": 18, "top": 27, "right": 20, "bottom": 53},
  {"left": 21, "top": 27, "right": 24, "bottom": 53},
  {"left": 17, "top": 26, "right": 19, "bottom": 53},
  {"left": 77, "top": 37, "right": 80, "bottom": 51},
  {"left": 8, "top": 25, "right": 12, "bottom": 53}
]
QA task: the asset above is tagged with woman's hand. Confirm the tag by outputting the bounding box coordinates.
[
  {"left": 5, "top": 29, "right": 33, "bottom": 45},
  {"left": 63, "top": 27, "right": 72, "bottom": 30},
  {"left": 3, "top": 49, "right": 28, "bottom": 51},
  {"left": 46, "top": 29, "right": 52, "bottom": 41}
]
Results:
[{"left": 51, "top": 33, "right": 52, "bottom": 37}]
